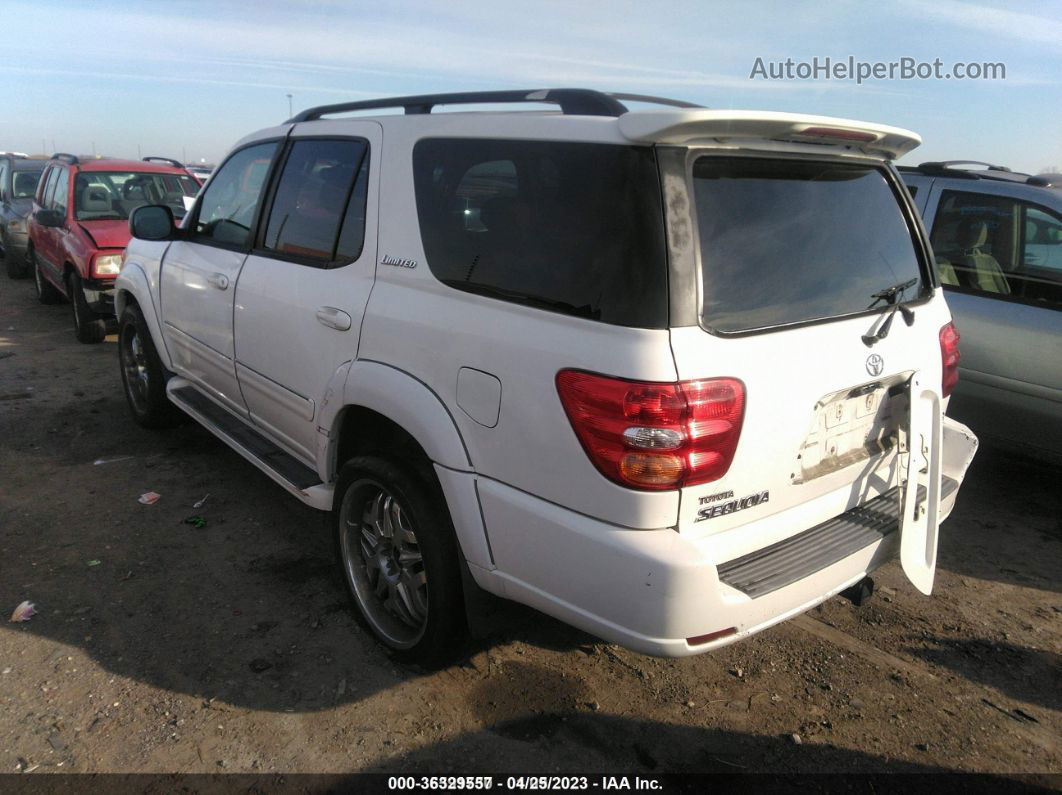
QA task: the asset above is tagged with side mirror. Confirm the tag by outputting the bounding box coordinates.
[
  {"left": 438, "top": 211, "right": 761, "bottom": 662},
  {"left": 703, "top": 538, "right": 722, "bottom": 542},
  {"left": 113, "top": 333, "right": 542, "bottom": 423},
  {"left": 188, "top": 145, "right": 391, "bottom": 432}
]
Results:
[
  {"left": 130, "top": 205, "right": 176, "bottom": 241},
  {"left": 34, "top": 208, "right": 63, "bottom": 227}
]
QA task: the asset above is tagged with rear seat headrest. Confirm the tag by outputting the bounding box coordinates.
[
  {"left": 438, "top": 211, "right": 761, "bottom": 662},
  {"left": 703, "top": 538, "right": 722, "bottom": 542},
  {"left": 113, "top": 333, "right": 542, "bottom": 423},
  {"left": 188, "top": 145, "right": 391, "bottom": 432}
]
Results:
[{"left": 957, "top": 219, "right": 989, "bottom": 250}]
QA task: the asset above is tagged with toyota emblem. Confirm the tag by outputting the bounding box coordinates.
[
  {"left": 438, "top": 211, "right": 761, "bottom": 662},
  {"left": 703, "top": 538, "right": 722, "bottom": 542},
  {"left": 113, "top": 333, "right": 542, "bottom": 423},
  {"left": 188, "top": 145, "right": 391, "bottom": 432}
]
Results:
[{"left": 866, "top": 354, "right": 884, "bottom": 376}]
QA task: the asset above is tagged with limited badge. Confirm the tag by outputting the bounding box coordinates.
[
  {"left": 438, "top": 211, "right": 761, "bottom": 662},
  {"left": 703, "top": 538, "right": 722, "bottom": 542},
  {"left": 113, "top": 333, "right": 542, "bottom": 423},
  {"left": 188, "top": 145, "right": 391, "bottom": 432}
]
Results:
[{"left": 380, "top": 254, "right": 418, "bottom": 269}]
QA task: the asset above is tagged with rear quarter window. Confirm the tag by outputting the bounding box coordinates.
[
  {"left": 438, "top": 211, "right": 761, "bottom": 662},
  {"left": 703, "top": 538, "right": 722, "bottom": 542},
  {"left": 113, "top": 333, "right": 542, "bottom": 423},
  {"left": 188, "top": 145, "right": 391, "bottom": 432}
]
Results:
[
  {"left": 412, "top": 138, "right": 668, "bottom": 329},
  {"left": 693, "top": 157, "right": 927, "bottom": 333}
]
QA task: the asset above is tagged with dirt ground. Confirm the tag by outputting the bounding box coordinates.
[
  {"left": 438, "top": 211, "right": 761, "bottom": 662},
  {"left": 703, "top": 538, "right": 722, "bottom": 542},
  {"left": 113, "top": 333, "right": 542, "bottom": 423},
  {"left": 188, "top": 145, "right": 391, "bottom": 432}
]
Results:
[{"left": 0, "top": 274, "right": 1059, "bottom": 782}]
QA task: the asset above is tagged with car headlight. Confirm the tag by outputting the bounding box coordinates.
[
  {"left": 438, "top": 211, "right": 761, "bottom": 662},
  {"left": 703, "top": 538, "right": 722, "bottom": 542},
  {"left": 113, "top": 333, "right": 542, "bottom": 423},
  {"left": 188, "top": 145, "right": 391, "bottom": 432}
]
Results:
[
  {"left": 94, "top": 254, "right": 123, "bottom": 276},
  {"left": 8, "top": 218, "right": 25, "bottom": 233}
]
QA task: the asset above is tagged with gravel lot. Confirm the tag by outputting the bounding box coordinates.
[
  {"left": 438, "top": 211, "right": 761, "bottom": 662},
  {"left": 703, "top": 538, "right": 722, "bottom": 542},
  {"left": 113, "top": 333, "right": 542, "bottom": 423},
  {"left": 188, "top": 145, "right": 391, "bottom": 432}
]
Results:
[{"left": 0, "top": 275, "right": 1059, "bottom": 781}]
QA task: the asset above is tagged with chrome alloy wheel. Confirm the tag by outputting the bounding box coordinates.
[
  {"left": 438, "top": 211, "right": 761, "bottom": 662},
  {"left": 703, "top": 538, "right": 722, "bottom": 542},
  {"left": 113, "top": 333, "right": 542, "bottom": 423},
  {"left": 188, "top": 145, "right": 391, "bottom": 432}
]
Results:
[
  {"left": 339, "top": 480, "right": 428, "bottom": 648},
  {"left": 120, "top": 323, "right": 150, "bottom": 411}
]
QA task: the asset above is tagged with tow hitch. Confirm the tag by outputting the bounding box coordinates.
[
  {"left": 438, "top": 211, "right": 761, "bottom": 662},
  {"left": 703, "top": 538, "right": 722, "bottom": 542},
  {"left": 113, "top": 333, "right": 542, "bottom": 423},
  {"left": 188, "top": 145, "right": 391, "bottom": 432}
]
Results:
[{"left": 841, "top": 576, "right": 875, "bottom": 607}]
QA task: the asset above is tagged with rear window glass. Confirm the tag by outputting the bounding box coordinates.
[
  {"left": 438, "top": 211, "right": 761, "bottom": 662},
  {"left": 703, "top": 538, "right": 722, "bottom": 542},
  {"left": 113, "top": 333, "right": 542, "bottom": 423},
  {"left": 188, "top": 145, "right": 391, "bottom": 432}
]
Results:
[
  {"left": 12, "top": 164, "right": 45, "bottom": 199},
  {"left": 413, "top": 138, "right": 667, "bottom": 328},
  {"left": 693, "top": 157, "right": 925, "bottom": 333}
]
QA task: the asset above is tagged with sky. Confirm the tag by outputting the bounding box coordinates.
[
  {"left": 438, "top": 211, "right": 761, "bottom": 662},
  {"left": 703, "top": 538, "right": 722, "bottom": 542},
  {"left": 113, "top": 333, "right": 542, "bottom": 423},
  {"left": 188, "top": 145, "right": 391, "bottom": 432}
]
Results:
[{"left": 2, "top": 0, "right": 1060, "bottom": 173}]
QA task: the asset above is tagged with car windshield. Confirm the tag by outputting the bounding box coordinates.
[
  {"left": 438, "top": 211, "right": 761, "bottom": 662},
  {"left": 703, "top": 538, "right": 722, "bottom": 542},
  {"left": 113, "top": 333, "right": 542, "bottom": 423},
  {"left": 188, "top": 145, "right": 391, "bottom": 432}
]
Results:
[
  {"left": 12, "top": 166, "right": 45, "bottom": 199},
  {"left": 692, "top": 157, "right": 927, "bottom": 333},
  {"left": 74, "top": 171, "right": 199, "bottom": 221}
]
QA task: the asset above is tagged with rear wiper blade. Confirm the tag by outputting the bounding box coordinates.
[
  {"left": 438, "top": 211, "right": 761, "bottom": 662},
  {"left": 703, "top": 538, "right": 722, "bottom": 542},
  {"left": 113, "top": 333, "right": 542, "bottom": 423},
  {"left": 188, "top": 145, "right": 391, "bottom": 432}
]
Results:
[
  {"left": 868, "top": 277, "right": 918, "bottom": 308},
  {"left": 863, "top": 278, "right": 919, "bottom": 346}
]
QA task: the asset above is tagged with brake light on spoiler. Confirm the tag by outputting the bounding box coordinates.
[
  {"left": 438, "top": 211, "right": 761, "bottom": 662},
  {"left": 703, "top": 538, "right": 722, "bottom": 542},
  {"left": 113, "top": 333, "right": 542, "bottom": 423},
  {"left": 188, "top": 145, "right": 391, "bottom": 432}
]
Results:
[
  {"left": 796, "top": 126, "right": 878, "bottom": 143},
  {"left": 617, "top": 110, "right": 922, "bottom": 160},
  {"left": 556, "top": 370, "right": 746, "bottom": 491}
]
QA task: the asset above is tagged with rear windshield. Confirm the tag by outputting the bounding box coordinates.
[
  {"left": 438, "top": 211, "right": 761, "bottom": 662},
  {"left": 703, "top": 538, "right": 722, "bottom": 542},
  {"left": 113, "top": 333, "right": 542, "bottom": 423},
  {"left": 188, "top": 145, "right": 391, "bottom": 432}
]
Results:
[
  {"left": 11, "top": 165, "right": 45, "bottom": 199},
  {"left": 692, "top": 157, "right": 926, "bottom": 333},
  {"left": 413, "top": 138, "right": 668, "bottom": 328},
  {"left": 74, "top": 171, "right": 200, "bottom": 222}
]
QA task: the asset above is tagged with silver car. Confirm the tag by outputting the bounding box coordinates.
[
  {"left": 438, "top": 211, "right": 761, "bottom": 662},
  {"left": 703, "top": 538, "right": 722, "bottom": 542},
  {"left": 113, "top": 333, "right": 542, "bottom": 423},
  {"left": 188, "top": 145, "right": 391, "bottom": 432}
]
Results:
[
  {"left": 902, "top": 161, "right": 1062, "bottom": 458},
  {"left": 0, "top": 155, "right": 47, "bottom": 279}
]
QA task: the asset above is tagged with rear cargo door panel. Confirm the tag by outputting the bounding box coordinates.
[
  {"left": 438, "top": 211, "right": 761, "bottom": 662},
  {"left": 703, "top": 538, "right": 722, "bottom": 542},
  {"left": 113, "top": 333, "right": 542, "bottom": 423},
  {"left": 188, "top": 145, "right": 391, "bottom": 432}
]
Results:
[{"left": 670, "top": 307, "right": 949, "bottom": 552}]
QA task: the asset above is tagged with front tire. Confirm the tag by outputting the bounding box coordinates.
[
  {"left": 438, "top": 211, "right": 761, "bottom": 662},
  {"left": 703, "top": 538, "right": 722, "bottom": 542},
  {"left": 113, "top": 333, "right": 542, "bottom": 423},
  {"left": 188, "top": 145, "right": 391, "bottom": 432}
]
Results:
[
  {"left": 334, "top": 456, "right": 467, "bottom": 668},
  {"left": 3, "top": 232, "right": 28, "bottom": 279},
  {"left": 68, "top": 272, "right": 107, "bottom": 344},
  {"left": 118, "top": 302, "right": 180, "bottom": 428},
  {"left": 32, "top": 249, "right": 62, "bottom": 304}
]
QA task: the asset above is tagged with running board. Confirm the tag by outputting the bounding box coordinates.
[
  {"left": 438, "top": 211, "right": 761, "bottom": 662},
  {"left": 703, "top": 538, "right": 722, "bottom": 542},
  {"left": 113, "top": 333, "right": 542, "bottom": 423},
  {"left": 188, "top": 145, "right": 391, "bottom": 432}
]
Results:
[{"left": 166, "top": 378, "right": 333, "bottom": 510}]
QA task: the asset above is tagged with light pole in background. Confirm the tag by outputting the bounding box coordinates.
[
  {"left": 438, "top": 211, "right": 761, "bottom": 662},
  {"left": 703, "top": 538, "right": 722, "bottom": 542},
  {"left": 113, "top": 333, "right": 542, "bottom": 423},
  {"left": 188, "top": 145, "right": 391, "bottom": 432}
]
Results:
[{"left": 287, "top": 93, "right": 293, "bottom": 118}]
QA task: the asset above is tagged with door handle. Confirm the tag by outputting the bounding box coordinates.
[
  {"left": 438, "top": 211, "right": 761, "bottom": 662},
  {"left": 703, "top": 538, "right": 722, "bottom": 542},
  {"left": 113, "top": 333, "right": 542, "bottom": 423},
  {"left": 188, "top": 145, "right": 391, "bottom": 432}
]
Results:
[
  {"left": 316, "top": 306, "right": 352, "bottom": 331},
  {"left": 207, "top": 273, "right": 229, "bottom": 290}
]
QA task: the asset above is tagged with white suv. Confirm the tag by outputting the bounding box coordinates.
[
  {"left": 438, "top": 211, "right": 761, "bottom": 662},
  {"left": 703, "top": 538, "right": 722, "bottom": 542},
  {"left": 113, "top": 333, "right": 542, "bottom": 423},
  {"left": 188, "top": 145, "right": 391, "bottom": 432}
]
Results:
[{"left": 115, "top": 89, "right": 978, "bottom": 666}]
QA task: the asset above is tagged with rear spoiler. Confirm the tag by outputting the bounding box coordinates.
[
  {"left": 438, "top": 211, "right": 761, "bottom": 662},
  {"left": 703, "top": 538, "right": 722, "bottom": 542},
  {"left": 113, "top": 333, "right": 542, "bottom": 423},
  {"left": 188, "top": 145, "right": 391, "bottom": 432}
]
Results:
[{"left": 618, "top": 110, "right": 920, "bottom": 160}]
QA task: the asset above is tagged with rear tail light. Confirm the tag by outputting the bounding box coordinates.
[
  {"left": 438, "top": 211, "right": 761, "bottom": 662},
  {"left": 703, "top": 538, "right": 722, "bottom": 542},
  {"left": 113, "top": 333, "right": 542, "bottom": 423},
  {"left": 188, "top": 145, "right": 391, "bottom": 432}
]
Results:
[
  {"left": 939, "top": 322, "right": 961, "bottom": 398},
  {"left": 555, "top": 370, "right": 746, "bottom": 491}
]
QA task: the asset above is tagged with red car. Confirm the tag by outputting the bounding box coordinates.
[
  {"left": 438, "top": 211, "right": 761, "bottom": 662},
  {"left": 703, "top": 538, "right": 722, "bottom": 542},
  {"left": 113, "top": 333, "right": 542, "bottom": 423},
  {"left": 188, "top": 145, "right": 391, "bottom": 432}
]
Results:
[{"left": 28, "top": 154, "right": 200, "bottom": 342}]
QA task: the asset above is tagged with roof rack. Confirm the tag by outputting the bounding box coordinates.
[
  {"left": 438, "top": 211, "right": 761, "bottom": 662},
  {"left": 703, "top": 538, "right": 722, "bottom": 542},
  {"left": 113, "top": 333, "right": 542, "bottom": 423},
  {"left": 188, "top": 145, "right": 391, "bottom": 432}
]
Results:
[
  {"left": 287, "top": 88, "right": 703, "bottom": 123},
  {"left": 904, "top": 160, "right": 1050, "bottom": 187},
  {"left": 143, "top": 156, "right": 185, "bottom": 168},
  {"left": 929, "top": 159, "right": 1010, "bottom": 172},
  {"left": 606, "top": 92, "right": 703, "bottom": 109},
  {"left": 51, "top": 152, "right": 79, "bottom": 164}
]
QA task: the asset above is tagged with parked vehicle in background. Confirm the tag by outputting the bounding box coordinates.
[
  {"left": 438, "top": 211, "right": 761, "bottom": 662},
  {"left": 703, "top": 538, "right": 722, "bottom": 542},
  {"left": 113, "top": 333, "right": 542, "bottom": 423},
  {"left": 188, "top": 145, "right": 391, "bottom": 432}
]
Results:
[
  {"left": 1036, "top": 172, "right": 1061, "bottom": 189},
  {"left": 27, "top": 153, "right": 199, "bottom": 343},
  {"left": 116, "top": 89, "right": 978, "bottom": 666},
  {"left": 902, "top": 161, "right": 1062, "bottom": 458},
  {"left": 186, "top": 165, "right": 214, "bottom": 184},
  {"left": 0, "top": 154, "right": 47, "bottom": 278}
]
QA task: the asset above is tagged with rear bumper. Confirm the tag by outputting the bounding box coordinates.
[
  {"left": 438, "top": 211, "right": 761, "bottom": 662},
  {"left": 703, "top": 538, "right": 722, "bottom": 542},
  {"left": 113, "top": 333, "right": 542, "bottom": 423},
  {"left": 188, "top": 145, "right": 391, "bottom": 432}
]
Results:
[
  {"left": 476, "top": 479, "right": 900, "bottom": 657},
  {"left": 471, "top": 416, "right": 977, "bottom": 658}
]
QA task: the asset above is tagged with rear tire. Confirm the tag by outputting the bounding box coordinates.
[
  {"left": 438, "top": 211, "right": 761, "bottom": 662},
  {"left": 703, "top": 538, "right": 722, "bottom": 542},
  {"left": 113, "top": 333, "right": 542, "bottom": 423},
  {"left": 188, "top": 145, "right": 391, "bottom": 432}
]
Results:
[
  {"left": 32, "top": 249, "right": 62, "bottom": 304},
  {"left": 118, "top": 302, "right": 181, "bottom": 428},
  {"left": 334, "top": 455, "right": 467, "bottom": 668},
  {"left": 68, "top": 272, "right": 107, "bottom": 344}
]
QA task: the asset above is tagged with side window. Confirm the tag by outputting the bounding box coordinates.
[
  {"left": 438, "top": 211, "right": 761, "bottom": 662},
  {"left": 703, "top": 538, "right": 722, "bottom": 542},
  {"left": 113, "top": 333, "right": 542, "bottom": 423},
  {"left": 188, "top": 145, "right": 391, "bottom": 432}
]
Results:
[
  {"left": 930, "top": 189, "right": 1062, "bottom": 307},
  {"left": 52, "top": 168, "right": 69, "bottom": 216},
  {"left": 1018, "top": 205, "right": 1062, "bottom": 306},
  {"left": 193, "top": 142, "right": 278, "bottom": 248},
  {"left": 336, "top": 154, "right": 370, "bottom": 262},
  {"left": 1024, "top": 208, "right": 1062, "bottom": 272},
  {"left": 454, "top": 159, "right": 518, "bottom": 231},
  {"left": 411, "top": 138, "right": 668, "bottom": 328},
  {"left": 262, "top": 138, "right": 368, "bottom": 264},
  {"left": 39, "top": 167, "right": 59, "bottom": 207},
  {"left": 0, "top": 163, "right": 8, "bottom": 200}
]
